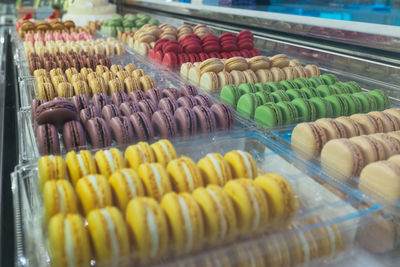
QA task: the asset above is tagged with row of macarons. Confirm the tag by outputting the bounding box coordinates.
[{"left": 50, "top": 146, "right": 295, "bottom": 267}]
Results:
[{"left": 24, "top": 31, "right": 94, "bottom": 44}]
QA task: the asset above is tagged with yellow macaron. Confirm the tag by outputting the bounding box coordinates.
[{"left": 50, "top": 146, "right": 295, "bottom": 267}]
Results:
[
  {"left": 87, "top": 206, "right": 130, "bottom": 266},
  {"left": 95, "top": 148, "right": 126, "bottom": 178},
  {"left": 125, "top": 142, "right": 155, "bottom": 170},
  {"left": 197, "top": 153, "right": 232, "bottom": 186},
  {"left": 261, "top": 235, "right": 291, "bottom": 267},
  {"left": 150, "top": 139, "right": 177, "bottom": 166},
  {"left": 223, "top": 179, "right": 269, "bottom": 235},
  {"left": 138, "top": 163, "right": 172, "bottom": 201},
  {"left": 109, "top": 168, "right": 145, "bottom": 212},
  {"left": 75, "top": 174, "right": 112, "bottom": 215},
  {"left": 161, "top": 192, "right": 205, "bottom": 255},
  {"left": 48, "top": 213, "right": 92, "bottom": 267},
  {"left": 166, "top": 157, "right": 203, "bottom": 193},
  {"left": 125, "top": 197, "right": 169, "bottom": 262},
  {"left": 254, "top": 173, "right": 296, "bottom": 226},
  {"left": 224, "top": 150, "right": 257, "bottom": 179},
  {"left": 234, "top": 244, "right": 266, "bottom": 267},
  {"left": 287, "top": 223, "right": 319, "bottom": 266},
  {"left": 42, "top": 180, "right": 78, "bottom": 225},
  {"left": 192, "top": 185, "right": 237, "bottom": 244},
  {"left": 38, "top": 155, "right": 66, "bottom": 191},
  {"left": 309, "top": 216, "right": 343, "bottom": 258},
  {"left": 65, "top": 150, "right": 97, "bottom": 186}
]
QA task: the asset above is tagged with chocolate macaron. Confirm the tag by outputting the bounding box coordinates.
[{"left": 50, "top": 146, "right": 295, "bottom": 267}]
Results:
[
  {"left": 62, "top": 120, "right": 87, "bottom": 151},
  {"left": 174, "top": 107, "right": 197, "bottom": 137},
  {"left": 129, "top": 112, "right": 154, "bottom": 141},
  {"left": 211, "top": 103, "right": 235, "bottom": 130},
  {"left": 86, "top": 117, "right": 112, "bottom": 148},
  {"left": 36, "top": 123, "right": 60, "bottom": 155},
  {"left": 109, "top": 116, "right": 135, "bottom": 145},
  {"left": 193, "top": 105, "right": 217, "bottom": 133},
  {"left": 35, "top": 99, "right": 77, "bottom": 129},
  {"left": 152, "top": 110, "right": 178, "bottom": 139}
]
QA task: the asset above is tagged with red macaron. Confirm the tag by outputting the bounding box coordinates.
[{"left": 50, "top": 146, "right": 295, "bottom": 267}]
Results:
[
  {"left": 250, "top": 48, "right": 261, "bottom": 56},
  {"left": 162, "top": 41, "right": 182, "bottom": 54},
  {"left": 220, "top": 52, "right": 231, "bottom": 59},
  {"left": 178, "top": 53, "right": 190, "bottom": 65},
  {"left": 237, "top": 30, "right": 254, "bottom": 41},
  {"left": 155, "top": 50, "right": 164, "bottom": 63},
  {"left": 154, "top": 38, "right": 170, "bottom": 52},
  {"left": 198, "top": 52, "right": 209, "bottom": 61},
  {"left": 238, "top": 39, "right": 254, "bottom": 50},
  {"left": 183, "top": 41, "right": 203, "bottom": 54},
  {"left": 162, "top": 52, "right": 178, "bottom": 68},
  {"left": 188, "top": 53, "right": 200, "bottom": 63},
  {"left": 239, "top": 49, "right": 252, "bottom": 58},
  {"left": 230, "top": 51, "right": 242, "bottom": 57},
  {"left": 208, "top": 52, "right": 221, "bottom": 59},
  {"left": 148, "top": 49, "right": 156, "bottom": 60}
]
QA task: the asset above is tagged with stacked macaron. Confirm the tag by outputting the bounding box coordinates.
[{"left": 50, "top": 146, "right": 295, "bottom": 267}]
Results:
[
  {"left": 221, "top": 73, "right": 390, "bottom": 126},
  {"left": 291, "top": 107, "right": 399, "bottom": 159},
  {"left": 147, "top": 30, "right": 259, "bottom": 68},
  {"left": 24, "top": 31, "right": 93, "bottom": 45},
  {"left": 181, "top": 55, "right": 320, "bottom": 90},
  {"left": 24, "top": 37, "right": 125, "bottom": 62},
  {"left": 33, "top": 63, "right": 156, "bottom": 100},
  {"left": 101, "top": 13, "right": 160, "bottom": 37},
  {"left": 32, "top": 84, "right": 234, "bottom": 155},
  {"left": 38, "top": 144, "right": 296, "bottom": 265},
  {"left": 17, "top": 19, "right": 85, "bottom": 38}
]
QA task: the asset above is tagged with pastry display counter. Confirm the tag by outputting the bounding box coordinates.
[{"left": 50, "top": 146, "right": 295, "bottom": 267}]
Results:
[{"left": 4, "top": 2, "right": 400, "bottom": 267}]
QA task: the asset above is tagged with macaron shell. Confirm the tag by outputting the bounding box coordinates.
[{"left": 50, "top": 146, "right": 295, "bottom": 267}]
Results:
[
  {"left": 151, "top": 139, "right": 177, "bottom": 166},
  {"left": 167, "top": 157, "right": 204, "bottom": 192},
  {"left": 291, "top": 122, "right": 328, "bottom": 159},
  {"left": 38, "top": 155, "right": 67, "bottom": 191},
  {"left": 65, "top": 150, "right": 97, "bottom": 186},
  {"left": 125, "top": 142, "right": 155, "bottom": 170},
  {"left": 224, "top": 150, "right": 257, "bottom": 179},
  {"left": 94, "top": 148, "right": 126, "bottom": 178},
  {"left": 138, "top": 163, "right": 172, "bottom": 201}
]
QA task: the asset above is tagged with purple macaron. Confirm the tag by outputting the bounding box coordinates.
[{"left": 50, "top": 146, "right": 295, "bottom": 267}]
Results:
[
  {"left": 86, "top": 117, "right": 112, "bottom": 148},
  {"left": 129, "top": 112, "right": 154, "bottom": 141},
  {"left": 119, "top": 101, "right": 140, "bottom": 116},
  {"left": 129, "top": 91, "right": 147, "bottom": 103},
  {"left": 111, "top": 91, "right": 129, "bottom": 106},
  {"left": 31, "top": 99, "right": 44, "bottom": 120},
  {"left": 177, "top": 96, "right": 197, "bottom": 108},
  {"left": 193, "top": 105, "right": 216, "bottom": 133},
  {"left": 62, "top": 120, "right": 87, "bottom": 151},
  {"left": 35, "top": 99, "right": 78, "bottom": 129},
  {"left": 102, "top": 104, "right": 121, "bottom": 122},
  {"left": 152, "top": 110, "right": 178, "bottom": 139},
  {"left": 174, "top": 107, "right": 197, "bottom": 137},
  {"left": 163, "top": 88, "right": 181, "bottom": 100},
  {"left": 72, "top": 95, "right": 90, "bottom": 111},
  {"left": 180, "top": 84, "right": 199, "bottom": 96},
  {"left": 194, "top": 94, "right": 213, "bottom": 107},
  {"left": 158, "top": 97, "right": 179, "bottom": 114},
  {"left": 92, "top": 93, "right": 111, "bottom": 112},
  {"left": 109, "top": 116, "right": 135, "bottom": 145},
  {"left": 36, "top": 123, "right": 60, "bottom": 155},
  {"left": 146, "top": 88, "right": 163, "bottom": 104},
  {"left": 79, "top": 105, "right": 100, "bottom": 126},
  {"left": 138, "top": 99, "right": 157, "bottom": 117},
  {"left": 211, "top": 103, "right": 235, "bottom": 130}
]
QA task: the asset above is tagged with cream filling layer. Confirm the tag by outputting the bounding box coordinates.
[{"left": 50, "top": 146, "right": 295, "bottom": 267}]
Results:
[
  {"left": 297, "top": 231, "right": 310, "bottom": 264},
  {"left": 104, "top": 150, "right": 116, "bottom": 174},
  {"left": 207, "top": 154, "right": 224, "bottom": 185},
  {"left": 237, "top": 150, "right": 253, "bottom": 178},
  {"left": 178, "top": 197, "right": 193, "bottom": 250},
  {"left": 64, "top": 219, "right": 75, "bottom": 267},
  {"left": 150, "top": 164, "right": 163, "bottom": 195},
  {"left": 121, "top": 170, "right": 136, "bottom": 198},
  {"left": 87, "top": 175, "right": 103, "bottom": 206},
  {"left": 247, "top": 249, "right": 256, "bottom": 267},
  {"left": 100, "top": 209, "right": 119, "bottom": 267},
  {"left": 49, "top": 155, "right": 55, "bottom": 163},
  {"left": 147, "top": 207, "right": 159, "bottom": 258},
  {"left": 247, "top": 186, "right": 260, "bottom": 231},
  {"left": 158, "top": 141, "right": 171, "bottom": 162},
  {"left": 137, "top": 144, "right": 147, "bottom": 163},
  {"left": 325, "top": 224, "right": 336, "bottom": 256},
  {"left": 271, "top": 238, "right": 283, "bottom": 264},
  {"left": 206, "top": 188, "right": 227, "bottom": 238},
  {"left": 76, "top": 154, "right": 87, "bottom": 176},
  {"left": 57, "top": 184, "right": 66, "bottom": 213},
  {"left": 181, "top": 162, "right": 194, "bottom": 191}
]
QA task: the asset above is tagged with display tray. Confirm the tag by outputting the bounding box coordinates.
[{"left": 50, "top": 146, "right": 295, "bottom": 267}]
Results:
[{"left": 12, "top": 131, "right": 380, "bottom": 267}]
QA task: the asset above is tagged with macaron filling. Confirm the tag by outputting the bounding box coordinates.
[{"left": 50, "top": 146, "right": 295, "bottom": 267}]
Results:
[
  {"left": 159, "top": 141, "right": 172, "bottom": 162},
  {"left": 137, "top": 144, "right": 149, "bottom": 163},
  {"left": 325, "top": 224, "right": 336, "bottom": 256},
  {"left": 76, "top": 154, "right": 88, "bottom": 176},
  {"left": 207, "top": 154, "right": 224, "bottom": 185},
  {"left": 87, "top": 175, "right": 103, "bottom": 206},
  {"left": 178, "top": 197, "right": 193, "bottom": 250},
  {"left": 100, "top": 209, "right": 119, "bottom": 266},
  {"left": 64, "top": 219, "right": 75, "bottom": 267},
  {"left": 237, "top": 150, "right": 253, "bottom": 178},
  {"left": 181, "top": 162, "right": 195, "bottom": 191},
  {"left": 271, "top": 238, "right": 283, "bottom": 263},
  {"left": 150, "top": 164, "right": 163, "bottom": 195},
  {"left": 206, "top": 188, "right": 227, "bottom": 238},
  {"left": 121, "top": 170, "right": 137, "bottom": 198},
  {"left": 297, "top": 231, "right": 311, "bottom": 264},
  {"left": 247, "top": 185, "right": 260, "bottom": 231},
  {"left": 146, "top": 207, "right": 159, "bottom": 258},
  {"left": 57, "top": 184, "right": 66, "bottom": 213},
  {"left": 104, "top": 150, "right": 116, "bottom": 174}
]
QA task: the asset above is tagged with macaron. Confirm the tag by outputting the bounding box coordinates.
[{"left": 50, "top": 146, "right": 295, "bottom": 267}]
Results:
[
  {"left": 266, "top": 82, "right": 285, "bottom": 92},
  {"left": 339, "top": 94, "right": 362, "bottom": 115},
  {"left": 315, "top": 118, "right": 347, "bottom": 140},
  {"left": 125, "top": 197, "right": 169, "bottom": 262},
  {"left": 94, "top": 148, "right": 126, "bottom": 178},
  {"left": 316, "top": 85, "right": 335, "bottom": 97},
  {"left": 158, "top": 97, "right": 179, "bottom": 114},
  {"left": 125, "top": 142, "right": 155, "bottom": 170},
  {"left": 38, "top": 155, "right": 66, "bottom": 191},
  {"left": 193, "top": 105, "right": 216, "bottom": 133},
  {"left": 129, "top": 112, "right": 155, "bottom": 141},
  {"left": 325, "top": 95, "right": 348, "bottom": 117},
  {"left": 167, "top": 157, "right": 203, "bottom": 192},
  {"left": 138, "top": 163, "right": 172, "bottom": 201},
  {"left": 321, "top": 74, "right": 339, "bottom": 85},
  {"left": 353, "top": 92, "right": 377, "bottom": 113},
  {"left": 254, "top": 102, "right": 284, "bottom": 126},
  {"left": 160, "top": 192, "right": 205, "bottom": 254},
  {"left": 220, "top": 85, "right": 241, "bottom": 107},
  {"left": 152, "top": 110, "right": 178, "bottom": 139},
  {"left": 292, "top": 98, "right": 316, "bottom": 122},
  {"left": 280, "top": 80, "right": 299, "bottom": 91},
  {"left": 224, "top": 179, "right": 269, "bottom": 234},
  {"left": 150, "top": 139, "right": 177, "bottom": 167},
  {"left": 286, "top": 89, "right": 308, "bottom": 100},
  {"left": 65, "top": 150, "right": 97, "bottom": 186},
  {"left": 301, "top": 87, "right": 321, "bottom": 98},
  {"left": 211, "top": 103, "right": 235, "bottom": 130},
  {"left": 344, "top": 81, "right": 362, "bottom": 93},
  {"left": 309, "top": 97, "right": 333, "bottom": 119},
  {"left": 86, "top": 207, "right": 130, "bottom": 265},
  {"left": 224, "top": 150, "right": 257, "bottom": 179},
  {"left": 255, "top": 91, "right": 274, "bottom": 104},
  {"left": 48, "top": 214, "right": 91, "bottom": 267},
  {"left": 109, "top": 116, "right": 135, "bottom": 145},
  {"left": 368, "top": 89, "right": 390, "bottom": 111},
  {"left": 291, "top": 122, "right": 328, "bottom": 159},
  {"left": 192, "top": 185, "right": 237, "bottom": 243},
  {"left": 197, "top": 153, "right": 233, "bottom": 186},
  {"left": 36, "top": 123, "right": 61, "bottom": 156},
  {"left": 237, "top": 93, "right": 262, "bottom": 119},
  {"left": 86, "top": 117, "right": 112, "bottom": 149},
  {"left": 277, "top": 101, "right": 299, "bottom": 124},
  {"left": 174, "top": 107, "right": 198, "bottom": 136},
  {"left": 76, "top": 174, "right": 113, "bottom": 215},
  {"left": 350, "top": 114, "right": 379, "bottom": 134},
  {"left": 335, "top": 116, "right": 364, "bottom": 137},
  {"left": 271, "top": 90, "right": 290, "bottom": 102}
]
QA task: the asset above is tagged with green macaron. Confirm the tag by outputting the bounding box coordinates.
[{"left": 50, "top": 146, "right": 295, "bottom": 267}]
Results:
[
  {"left": 291, "top": 98, "right": 316, "bottom": 122},
  {"left": 220, "top": 85, "right": 240, "bottom": 107},
  {"left": 254, "top": 103, "right": 283, "bottom": 127},
  {"left": 286, "top": 89, "right": 308, "bottom": 100},
  {"left": 340, "top": 94, "right": 362, "bottom": 115},
  {"left": 277, "top": 101, "right": 299, "bottom": 124},
  {"left": 266, "top": 82, "right": 285, "bottom": 92},
  {"left": 316, "top": 85, "right": 335, "bottom": 97},
  {"left": 344, "top": 81, "right": 362, "bottom": 93},
  {"left": 321, "top": 74, "right": 339, "bottom": 85},
  {"left": 353, "top": 92, "right": 378, "bottom": 113},
  {"left": 255, "top": 91, "right": 274, "bottom": 104},
  {"left": 280, "top": 80, "right": 299, "bottom": 91},
  {"left": 236, "top": 93, "right": 262, "bottom": 118},
  {"left": 368, "top": 89, "right": 390, "bottom": 111},
  {"left": 300, "top": 87, "right": 321, "bottom": 98},
  {"left": 309, "top": 76, "right": 325, "bottom": 88},
  {"left": 309, "top": 97, "right": 333, "bottom": 119},
  {"left": 330, "top": 83, "right": 350, "bottom": 94},
  {"left": 294, "top": 78, "right": 313, "bottom": 89},
  {"left": 238, "top": 83, "right": 257, "bottom": 95},
  {"left": 254, "top": 83, "right": 272, "bottom": 92},
  {"left": 271, "top": 90, "right": 290, "bottom": 102},
  {"left": 325, "top": 95, "right": 349, "bottom": 117}
]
